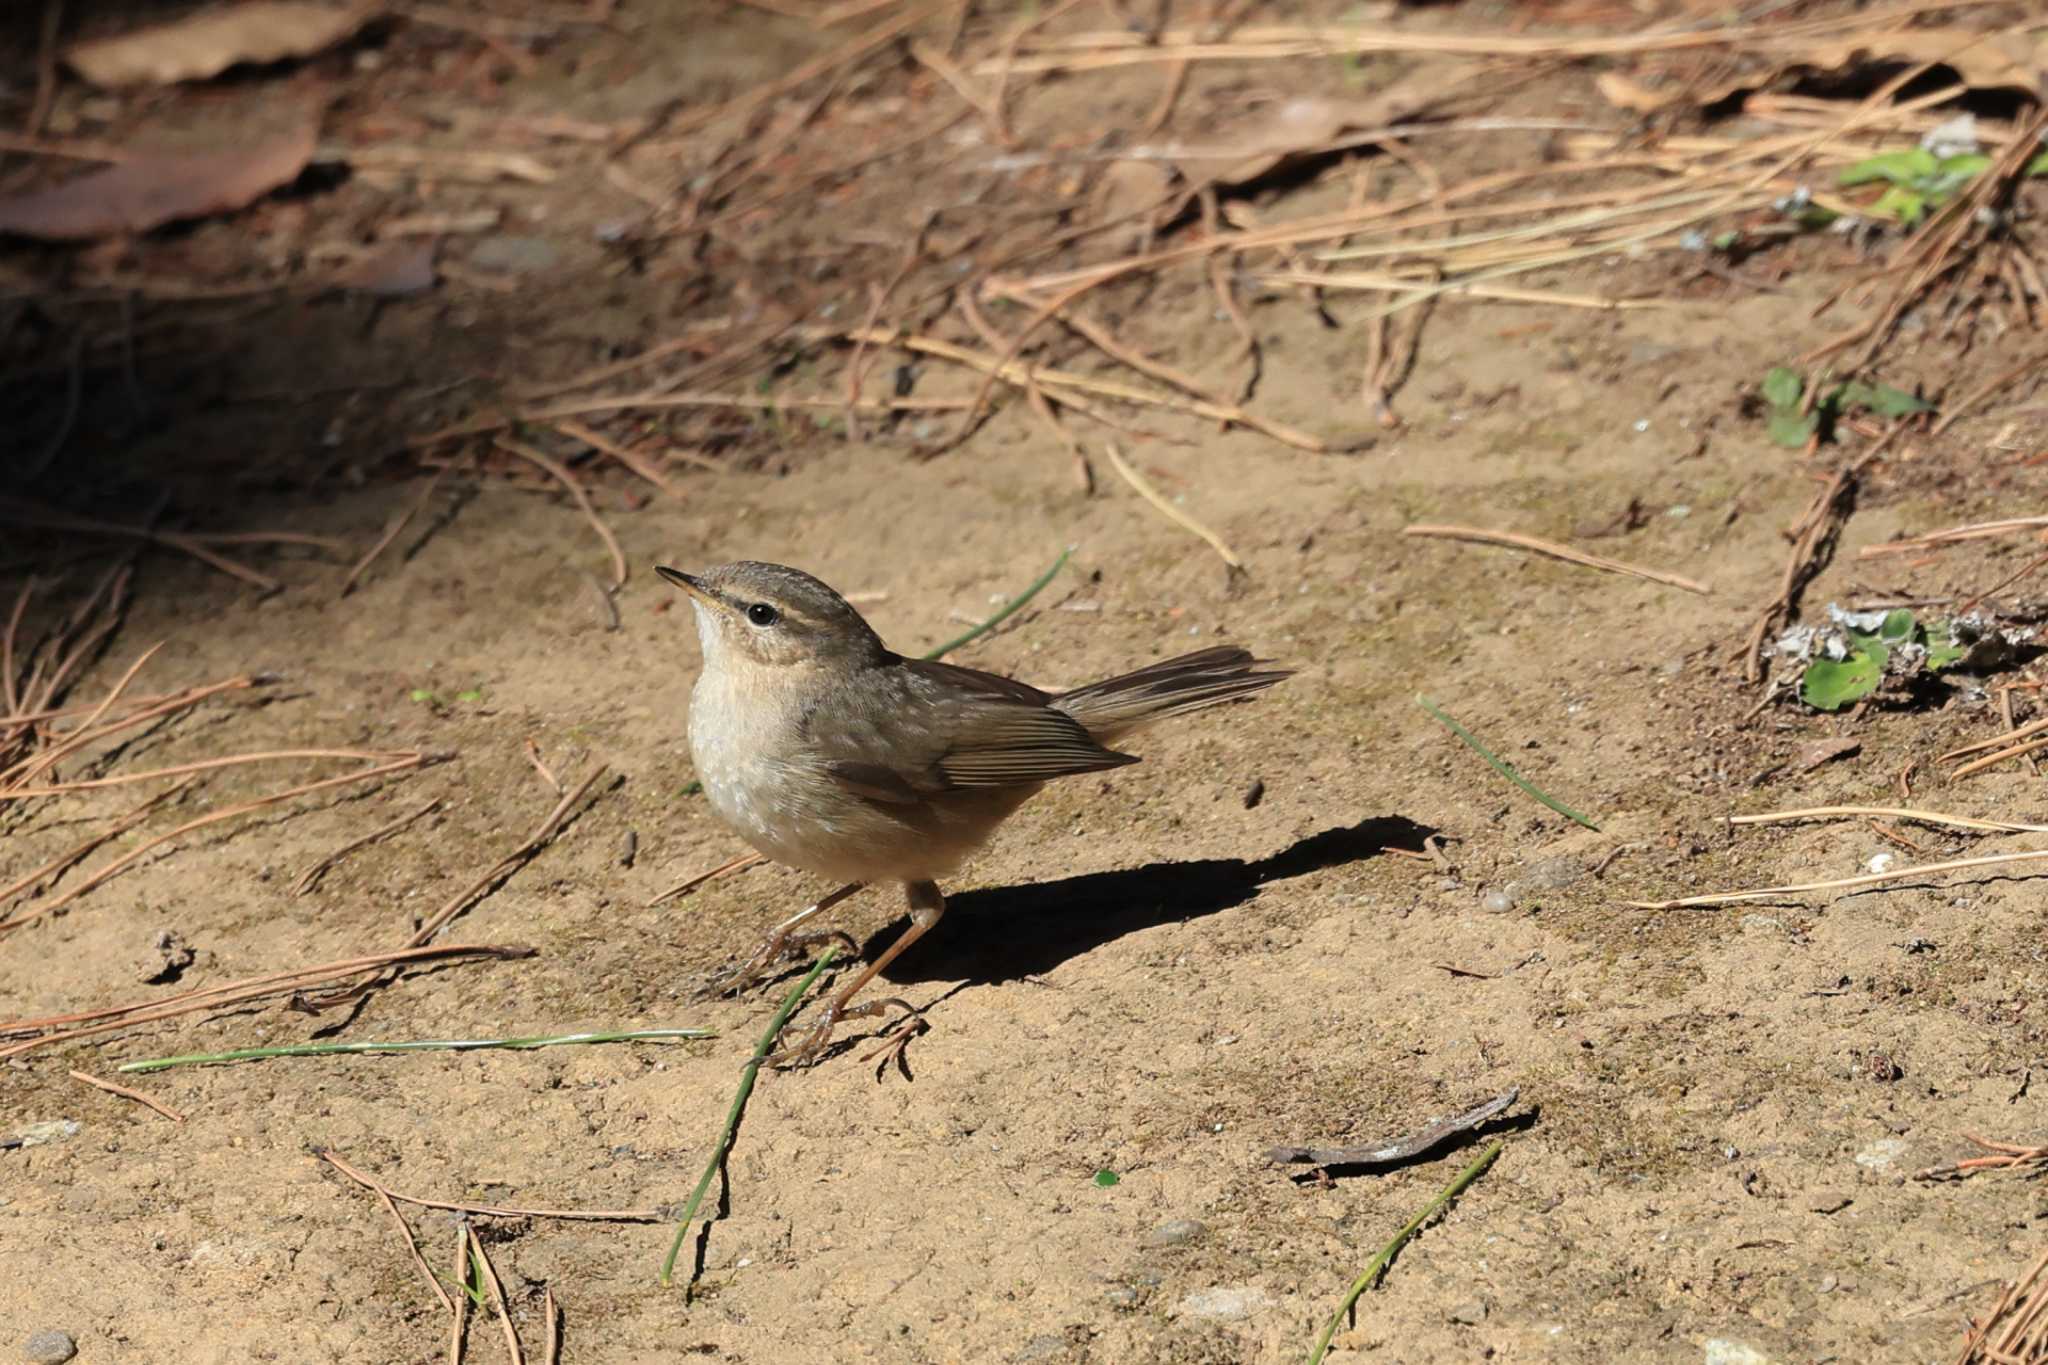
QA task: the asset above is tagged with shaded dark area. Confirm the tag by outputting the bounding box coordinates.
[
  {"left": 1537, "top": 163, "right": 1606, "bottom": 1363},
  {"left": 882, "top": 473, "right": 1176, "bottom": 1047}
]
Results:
[{"left": 862, "top": 814, "right": 1436, "bottom": 986}]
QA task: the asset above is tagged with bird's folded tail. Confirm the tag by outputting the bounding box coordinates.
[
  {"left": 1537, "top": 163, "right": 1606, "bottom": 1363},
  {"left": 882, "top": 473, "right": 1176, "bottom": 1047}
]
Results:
[{"left": 1053, "top": 647, "right": 1291, "bottom": 742}]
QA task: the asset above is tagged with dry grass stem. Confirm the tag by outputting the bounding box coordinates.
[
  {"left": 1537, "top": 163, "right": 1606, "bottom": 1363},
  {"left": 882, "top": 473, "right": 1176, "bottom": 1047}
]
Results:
[
  {"left": 405, "top": 765, "right": 606, "bottom": 949},
  {"left": 0, "top": 778, "right": 196, "bottom": 907},
  {"left": 648, "top": 850, "right": 764, "bottom": 907},
  {"left": 1954, "top": 1244, "right": 2048, "bottom": 1365},
  {"left": 1102, "top": 443, "right": 1242, "bottom": 570},
  {"left": 0, "top": 943, "right": 534, "bottom": 1059},
  {"left": 1404, "top": 523, "right": 1710, "bottom": 594},
  {"left": 448, "top": 1222, "right": 469, "bottom": 1365},
  {"left": 0, "top": 752, "right": 430, "bottom": 935},
  {"left": 1917, "top": 1134, "right": 2048, "bottom": 1182},
  {"left": 341, "top": 467, "right": 448, "bottom": 597},
  {"left": 467, "top": 1226, "right": 524, "bottom": 1365},
  {"left": 1264, "top": 269, "right": 1668, "bottom": 311},
  {"left": 1729, "top": 807, "right": 2048, "bottom": 835},
  {"left": 318, "top": 1149, "right": 663, "bottom": 1221},
  {"left": 523, "top": 738, "right": 562, "bottom": 794},
  {"left": 492, "top": 437, "right": 629, "bottom": 590},
  {"left": 3, "top": 747, "right": 417, "bottom": 801},
  {"left": 294, "top": 797, "right": 444, "bottom": 896},
  {"left": 67, "top": 1067, "right": 186, "bottom": 1123},
  {"left": 973, "top": 3, "right": 2005, "bottom": 74},
  {"left": 1950, "top": 736, "right": 2048, "bottom": 780},
  {"left": 552, "top": 418, "right": 690, "bottom": 493},
  {"left": 1627, "top": 848, "right": 2048, "bottom": 910}
]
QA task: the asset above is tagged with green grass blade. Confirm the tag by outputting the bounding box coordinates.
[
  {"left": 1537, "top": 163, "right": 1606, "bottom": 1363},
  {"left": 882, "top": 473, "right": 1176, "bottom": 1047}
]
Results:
[
  {"left": 116, "top": 1028, "right": 714, "bottom": 1074},
  {"left": 660, "top": 947, "right": 838, "bottom": 1287},
  {"left": 1415, "top": 695, "right": 1600, "bottom": 831},
  {"left": 921, "top": 548, "right": 1071, "bottom": 661},
  {"left": 1305, "top": 1139, "right": 1505, "bottom": 1365}
]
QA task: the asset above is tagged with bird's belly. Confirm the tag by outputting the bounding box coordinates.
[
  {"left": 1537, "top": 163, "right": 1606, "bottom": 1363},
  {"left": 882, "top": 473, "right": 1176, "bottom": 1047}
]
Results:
[{"left": 698, "top": 752, "right": 1036, "bottom": 884}]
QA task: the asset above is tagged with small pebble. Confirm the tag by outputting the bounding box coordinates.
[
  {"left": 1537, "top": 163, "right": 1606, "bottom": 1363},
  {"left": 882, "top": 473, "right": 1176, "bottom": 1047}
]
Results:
[
  {"left": 10, "top": 1120, "right": 79, "bottom": 1149},
  {"left": 1105, "top": 1286, "right": 1140, "bottom": 1308},
  {"left": 1854, "top": 1138, "right": 1907, "bottom": 1172},
  {"left": 1480, "top": 890, "right": 1514, "bottom": 914},
  {"left": 1703, "top": 1341, "right": 1774, "bottom": 1365},
  {"left": 1171, "top": 1286, "right": 1273, "bottom": 1322},
  {"left": 23, "top": 1331, "right": 78, "bottom": 1365},
  {"left": 1817, "top": 1274, "right": 1837, "bottom": 1294},
  {"left": 1447, "top": 1299, "right": 1487, "bottom": 1325},
  {"left": 1143, "top": 1218, "right": 1207, "bottom": 1248}
]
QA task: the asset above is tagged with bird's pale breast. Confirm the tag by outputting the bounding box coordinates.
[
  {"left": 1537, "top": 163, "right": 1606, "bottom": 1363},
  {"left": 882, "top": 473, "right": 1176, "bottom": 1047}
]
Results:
[{"left": 689, "top": 661, "right": 1029, "bottom": 884}]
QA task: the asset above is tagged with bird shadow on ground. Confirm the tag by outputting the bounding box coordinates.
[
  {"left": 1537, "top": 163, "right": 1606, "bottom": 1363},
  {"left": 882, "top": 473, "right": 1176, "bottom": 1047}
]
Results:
[{"left": 867, "top": 814, "right": 1434, "bottom": 987}]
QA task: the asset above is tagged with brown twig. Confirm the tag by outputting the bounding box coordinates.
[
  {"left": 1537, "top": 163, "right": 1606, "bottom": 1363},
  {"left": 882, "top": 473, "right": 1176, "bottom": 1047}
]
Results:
[
  {"left": 342, "top": 466, "right": 448, "bottom": 597},
  {"left": 1931, "top": 352, "right": 2048, "bottom": 437},
  {"left": 4, "top": 641, "right": 165, "bottom": 790},
  {"left": 406, "top": 765, "right": 606, "bottom": 949},
  {"left": 0, "top": 753, "right": 430, "bottom": 935},
  {"left": 2, "top": 748, "right": 417, "bottom": 801},
  {"left": 1267, "top": 1087, "right": 1518, "bottom": 1167},
  {"left": 0, "top": 777, "right": 197, "bottom": 907},
  {"left": 1103, "top": 443, "right": 1242, "bottom": 570},
  {"left": 1729, "top": 806, "right": 2048, "bottom": 835},
  {"left": 1627, "top": 848, "right": 2048, "bottom": 910},
  {"left": 647, "top": 850, "right": 764, "bottom": 907},
  {"left": 523, "top": 738, "right": 562, "bottom": 794},
  {"left": 1952, "top": 1244, "right": 2048, "bottom": 1365},
  {"left": 68, "top": 1067, "right": 185, "bottom": 1123},
  {"left": 1741, "top": 442, "right": 1894, "bottom": 684},
  {"left": 1403, "top": 524, "right": 1710, "bottom": 595},
  {"left": 1859, "top": 517, "right": 2048, "bottom": 558},
  {"left": 448, "top": 1222, "right": 469, "bottom": 1365},
  {"left": 1956, "top": 548, "right": 2048, "bottom": 617},
  {"left": 468, "top": 1225, "right": 525, "bottom": 1365},
  {"left": 1915, "top": 1133, "right": 2048, "bottom": 1183},
  {"left": 0, "top": 943, "right": 534, "bottom": 1059},
  {"left": 492, "top": 437, "right": 628, "bottom": 591},
  {"left": 293, "top": 797, "right": 443, "bottom": 896},
  {"left": 317, "top": 1149, "right": 664, "bottom": 1221},
  {"left": 551, "top": 418, "right": 689, "bottom": 494}
]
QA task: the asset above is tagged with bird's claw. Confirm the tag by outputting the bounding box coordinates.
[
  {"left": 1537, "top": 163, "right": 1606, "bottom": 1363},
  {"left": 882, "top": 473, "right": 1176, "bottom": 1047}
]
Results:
[
  {"left": 696, "top": 928, "right": 860, "bottom": 1001},
  {"left": 765, "top": 995, "right": 921, "bottom": 1068}
]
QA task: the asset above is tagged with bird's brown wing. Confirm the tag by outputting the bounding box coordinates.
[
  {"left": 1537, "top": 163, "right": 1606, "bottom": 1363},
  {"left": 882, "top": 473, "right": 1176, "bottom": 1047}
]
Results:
[{"left": 815, "top": 657, "right": 1136, "bottom": 803}]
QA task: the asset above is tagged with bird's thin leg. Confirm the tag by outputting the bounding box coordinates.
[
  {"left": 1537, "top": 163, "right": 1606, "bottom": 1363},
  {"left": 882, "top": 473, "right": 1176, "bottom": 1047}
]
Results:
[
  {"left": 699, "top": 881, "right": 865, "bottom": 999},
  {"left": 769, "top": 880, "right": 943, "bottom": 1066}
]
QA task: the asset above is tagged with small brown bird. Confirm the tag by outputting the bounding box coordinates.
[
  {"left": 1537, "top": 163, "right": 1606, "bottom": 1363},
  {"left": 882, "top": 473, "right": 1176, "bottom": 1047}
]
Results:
[{"left": 658, "top": 560, "right": 1289, "bottom": 1064}]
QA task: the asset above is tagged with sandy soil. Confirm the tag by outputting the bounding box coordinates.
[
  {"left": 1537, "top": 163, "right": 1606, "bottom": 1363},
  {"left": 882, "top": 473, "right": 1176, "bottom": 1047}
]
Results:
[{"left": 3, "top": 3, "right": 2046, "bottom": 1363}]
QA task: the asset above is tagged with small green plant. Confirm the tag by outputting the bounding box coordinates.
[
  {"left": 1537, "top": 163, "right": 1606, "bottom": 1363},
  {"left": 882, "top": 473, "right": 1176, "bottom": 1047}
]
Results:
[
  {"left": 1839, "top": 145, "right": 2048, "bottom": 226},
  {"left": 1093, "top": 1168, "right": 1121, "bottom": 1188},
  {"left": 1801, "top": 609, "right": 1969, "bottom": 711},
  {"left": 407, "top": 685, "right": 484, "bottom": 707},
  {"left": 1760, "top": 367, "right": 1932, "bottom": 448}
]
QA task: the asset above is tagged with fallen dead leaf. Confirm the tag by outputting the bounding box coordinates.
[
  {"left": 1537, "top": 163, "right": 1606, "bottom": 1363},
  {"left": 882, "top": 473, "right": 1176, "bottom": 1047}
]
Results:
[
  {"left": 0, "top": 125, "right": 317, "bottom": 241},
  {"left": 66, "top": 2, "right": 380, "bottom": 88},
  {"left": 331, "top": 239, "right": 437, "bottom": 296},
  {"left": 1795, "top": 737, "right": 1862, "bottom": 773}
]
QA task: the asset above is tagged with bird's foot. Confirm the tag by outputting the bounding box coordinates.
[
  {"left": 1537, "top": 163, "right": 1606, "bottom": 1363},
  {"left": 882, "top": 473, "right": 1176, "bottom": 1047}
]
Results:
[
  {"left": 764, "top": 995, "right": 920, "bottom": 1069},
  {"left": 696, "top": 927, "right": 859, "bottom": 1001}
]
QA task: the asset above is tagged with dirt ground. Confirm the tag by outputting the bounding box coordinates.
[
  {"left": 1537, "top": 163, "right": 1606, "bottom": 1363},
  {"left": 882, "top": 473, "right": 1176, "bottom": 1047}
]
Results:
[{"left": 3, "top": 2, "right": 2047, "bottom": 1362}]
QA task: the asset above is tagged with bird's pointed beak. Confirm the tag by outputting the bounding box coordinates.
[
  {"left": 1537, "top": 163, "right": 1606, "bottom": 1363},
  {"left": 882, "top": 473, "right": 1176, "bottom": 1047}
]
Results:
[{"left": 656, "top": 565, "right": 710, "bottom": 602}]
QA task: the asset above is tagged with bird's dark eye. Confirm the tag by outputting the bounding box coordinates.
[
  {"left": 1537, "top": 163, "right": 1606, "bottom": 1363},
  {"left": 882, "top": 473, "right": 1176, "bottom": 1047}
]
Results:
[{"left": 745, "top": 602, "right": 779, "bottom": 627}]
